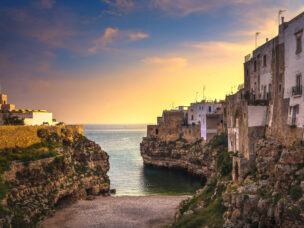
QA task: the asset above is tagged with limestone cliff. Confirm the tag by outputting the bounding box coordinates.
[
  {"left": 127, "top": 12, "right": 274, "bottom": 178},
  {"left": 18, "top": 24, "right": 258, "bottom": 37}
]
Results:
[
  {"left": 140, "top": 135, "right": 228, "bottom": 182},
  {"left": 0, "top": 126, "right": 110, "bottom": 227},
  {"left": 171, "top": 137, "right": 304, "bottom": 228}
]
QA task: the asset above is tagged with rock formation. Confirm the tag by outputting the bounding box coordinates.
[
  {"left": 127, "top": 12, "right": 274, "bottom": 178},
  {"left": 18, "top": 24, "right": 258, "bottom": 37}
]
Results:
[
  {"left": 0, "top": 126, "right": 110, "bottom": 227},
  {"left": 140, "top": 136, "right": 226, "bottom": 181},
  {"left": 141, "top": 134, "right": 304, "bottom": 227}
]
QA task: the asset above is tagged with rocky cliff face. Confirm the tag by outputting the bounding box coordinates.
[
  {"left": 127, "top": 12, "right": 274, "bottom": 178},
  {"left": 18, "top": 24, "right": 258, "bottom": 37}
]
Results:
[
  {"left": 222, "top": 138, "right": 304, "bottom": 228},
  {"left": 170, "top": 137, "right": 304, "bottom": 228},
  {"left": 0, "top": 127, "right": 110, "bottom": 227},
  {"left": 142, "top": 134, "right": 304, "bottom": 227},
  {"left": 140, "top": 135, "right": 228, "bottom": 182}
]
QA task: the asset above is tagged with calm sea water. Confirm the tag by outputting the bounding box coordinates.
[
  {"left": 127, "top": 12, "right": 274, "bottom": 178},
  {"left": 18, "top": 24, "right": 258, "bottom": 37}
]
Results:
[{"left": 84, "top": 124, "right": 203, "bottom": 196}]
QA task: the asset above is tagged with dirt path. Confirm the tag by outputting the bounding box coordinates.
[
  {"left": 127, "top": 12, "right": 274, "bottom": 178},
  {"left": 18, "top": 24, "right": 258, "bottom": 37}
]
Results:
[{"left": 40, "top": 195, "right": 187, "bottom": 228}]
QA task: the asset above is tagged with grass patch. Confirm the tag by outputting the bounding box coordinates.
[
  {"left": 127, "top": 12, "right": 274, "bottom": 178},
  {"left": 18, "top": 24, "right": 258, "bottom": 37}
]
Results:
[
  {"left": 216, "top": 149, "right": 232, "bottom": 179},
  {"left": 290, "top": 185, "right": 303, "bottom": 201},
  {"left": 208, "top": 133, "right": 228, "bottom": 150},
  {"left": 174, "top": 198, "right": 226, "bottom": 228}
]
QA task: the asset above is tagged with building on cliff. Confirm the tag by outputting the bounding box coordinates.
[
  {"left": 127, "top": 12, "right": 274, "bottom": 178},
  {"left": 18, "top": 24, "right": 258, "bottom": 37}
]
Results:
[
  {"left": 0, "top": 92, "right": 58, "bottom": 126},
  {"left": 227, "top": 12, "right": 304, "bottom": 184},
  {"left": 146, "top": 100, "right": 223, "bottom": 142},
  {"left": 187, "top": 100, "right": 222, "bottom": 140},
  {"left": 147, "top": 109, "right": 201, "bottom": 142}
]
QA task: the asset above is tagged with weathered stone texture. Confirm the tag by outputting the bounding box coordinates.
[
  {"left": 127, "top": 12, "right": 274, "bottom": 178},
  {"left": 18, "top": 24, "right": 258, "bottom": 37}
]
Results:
[
  {"left": 0, "top": 126, "right": 109, "bottom": 227},
  {"left": 0, "top": 125, "right": 83, "bottom": 149}
]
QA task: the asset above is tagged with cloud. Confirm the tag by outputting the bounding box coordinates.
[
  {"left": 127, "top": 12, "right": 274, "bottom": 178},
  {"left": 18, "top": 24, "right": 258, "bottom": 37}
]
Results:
[
  {"left": 129, "top": 32, "right": 149, "bottom": 41},
  {"left": 89, "top": 28, "right": 149, "bottom": 53},
  {"left": 40, "top": 0, "right": 56, "bottom": 9},
  {"left": 152, "top": 0, "right": 258, "bottom": 16},
  {"left": 103, "top": 0, "right": 134, "bottom": 13},
  {"left": 142, "top": 57, "right": 188, "bottom": 68},
  {"left": 89, "top": 28, "right": 119, "bottom": 53}
]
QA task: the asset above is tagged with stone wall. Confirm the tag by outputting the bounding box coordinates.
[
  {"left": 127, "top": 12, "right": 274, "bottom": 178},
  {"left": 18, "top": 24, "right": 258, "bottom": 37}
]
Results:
[
  {"left": 147, "top": 110, "right": 201, "bottom": 142},
  {"left": 0, "top": 125, "right": 83, "bottom": 149}
]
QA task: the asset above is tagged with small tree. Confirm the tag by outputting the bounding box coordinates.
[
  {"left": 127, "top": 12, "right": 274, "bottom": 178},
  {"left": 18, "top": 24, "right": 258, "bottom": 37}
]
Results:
[{"left": 3, "top": 114, "right": 24, "bottom": 125}]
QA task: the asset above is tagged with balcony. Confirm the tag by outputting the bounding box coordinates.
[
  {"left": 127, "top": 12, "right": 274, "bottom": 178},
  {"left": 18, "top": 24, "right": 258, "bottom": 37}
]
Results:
[
  {"left": 292, "top": 86, "right": 302, "bottom": 96},
  {"left": 288, "top": 116, "right": 297, "bottom": 127}
]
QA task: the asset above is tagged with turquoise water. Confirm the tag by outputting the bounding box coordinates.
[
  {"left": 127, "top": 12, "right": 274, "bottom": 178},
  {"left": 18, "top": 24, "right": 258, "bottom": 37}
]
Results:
[{"left": 84, "top": 124, "right": 203, "bottom": 196}]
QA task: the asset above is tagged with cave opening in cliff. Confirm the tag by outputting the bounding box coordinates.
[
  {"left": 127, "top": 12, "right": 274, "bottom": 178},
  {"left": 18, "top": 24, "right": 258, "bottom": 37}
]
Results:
[{"left": 55, "top": 194, "right": 76, "bottom": 209}]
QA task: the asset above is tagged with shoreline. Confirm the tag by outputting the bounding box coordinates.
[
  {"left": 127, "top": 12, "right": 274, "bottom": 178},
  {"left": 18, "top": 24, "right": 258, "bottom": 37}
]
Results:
[{"left": 40, "top": 195, "right": 188, "bottom": 228}]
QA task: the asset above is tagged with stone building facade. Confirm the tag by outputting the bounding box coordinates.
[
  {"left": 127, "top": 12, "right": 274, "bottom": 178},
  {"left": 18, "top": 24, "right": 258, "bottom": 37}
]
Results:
[
  {"left": 228, "top": 12, "right": 304, "bottom": 184},
  {"left": 147, "top": 110, "right": 201, "bottom": 142},
  {"left": 0, "top": 94, "right": 15, "bottom": 112}
]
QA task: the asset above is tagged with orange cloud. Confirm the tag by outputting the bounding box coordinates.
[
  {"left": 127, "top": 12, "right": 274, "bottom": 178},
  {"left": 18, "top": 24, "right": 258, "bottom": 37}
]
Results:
[
  {"left": 129, "top": 32, "right": 149, "bottom": 41},
  {"left": 89, "top": 27, "right": 149, "bottom": 53}
]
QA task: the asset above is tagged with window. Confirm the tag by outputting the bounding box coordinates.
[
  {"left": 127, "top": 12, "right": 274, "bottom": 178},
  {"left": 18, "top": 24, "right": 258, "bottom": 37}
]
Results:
[
  {"left": 155, "top": 129, "right": 159, "bottom": 135},
  {"left": 254, "top": 61, "right": 257, "bottom": 72},
  {"left": 279, "top": 84, "right": 282, "bottom": 92},
  {"left": 191, "top": 115, "right": 194, "bottom": 120},
  {"left": 263, "top": 55, "right": 267, "bottom": 67},
  {"left": 295, "top": 30, "right": 303, "bottom": 54},
  {"left": 297, "top": 74, "right": 302, "bottom": 88},
  {"left": 208, "top": 106, "right": 211, "bottom": 112}
]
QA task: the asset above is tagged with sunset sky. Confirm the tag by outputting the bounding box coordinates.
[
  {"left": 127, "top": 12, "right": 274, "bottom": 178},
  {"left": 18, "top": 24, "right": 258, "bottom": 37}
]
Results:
[{"left": 1, "top": 0, "right": 304, "bottom": 124}]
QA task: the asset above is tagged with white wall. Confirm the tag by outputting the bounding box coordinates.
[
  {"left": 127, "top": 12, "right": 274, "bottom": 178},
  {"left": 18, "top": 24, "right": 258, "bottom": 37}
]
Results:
[
  {"left": 14, "top": 112, "right": 54, "bottom": 126},
  {"left": 283, "top": 14, "right": 304, "bottom": 127},
  {"left": 228, "top": 127, "right": 239, "bottom": 152},
  {"left": 248, "top": 106, "right": 267, "bottom": 127},
  {"left": 187, "top": 101, "right": 221, "bottom": 139}
]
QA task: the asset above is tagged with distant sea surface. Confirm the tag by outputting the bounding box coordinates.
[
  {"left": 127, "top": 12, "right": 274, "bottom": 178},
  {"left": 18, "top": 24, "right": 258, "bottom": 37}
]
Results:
[{"left": 84, "top": 124, "right": 203, "bottom": 196}]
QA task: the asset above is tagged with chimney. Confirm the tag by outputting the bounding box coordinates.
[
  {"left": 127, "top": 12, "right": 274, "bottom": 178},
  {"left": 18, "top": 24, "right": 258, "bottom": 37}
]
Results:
[
  {"left": 281, "top": 17, "right": 285, "bottom": 24},
  {"left": 266, "top": 38, "right": 269, "bottom": 42}
]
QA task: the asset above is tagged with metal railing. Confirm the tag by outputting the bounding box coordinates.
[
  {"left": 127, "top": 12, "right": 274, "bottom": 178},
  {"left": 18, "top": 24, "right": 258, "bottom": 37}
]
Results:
[
  {"left": 292, "top": 86, "right": 302, "bottom": 96},
  {"left": 292, "top": 117, "right": 297, "bottom": 126}
]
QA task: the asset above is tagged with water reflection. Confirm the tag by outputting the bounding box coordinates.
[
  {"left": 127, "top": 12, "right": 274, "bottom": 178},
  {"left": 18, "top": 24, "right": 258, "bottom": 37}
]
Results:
[{"left": 141, "top": 166, "right": 204, "bottom": 195}]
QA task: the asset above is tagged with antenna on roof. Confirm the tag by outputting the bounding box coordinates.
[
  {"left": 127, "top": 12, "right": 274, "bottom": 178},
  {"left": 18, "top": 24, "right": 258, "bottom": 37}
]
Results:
[
  {"left": 278, "top": 9, "right": 287, "bottom": 25},
  {"left": 255, "top": 32, "right": 260, "bottom": 48},
  {"left": 203, "top": 85, "right": 206, "bottom": 101},
  {"left": 195, "top": 92, "right": 198, "bottom": 102}
]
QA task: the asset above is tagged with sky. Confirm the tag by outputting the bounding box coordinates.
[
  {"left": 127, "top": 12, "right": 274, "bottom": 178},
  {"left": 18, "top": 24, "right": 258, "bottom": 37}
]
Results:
[{"left": 0, "top": 0, "right": 304, "bottom": 124}]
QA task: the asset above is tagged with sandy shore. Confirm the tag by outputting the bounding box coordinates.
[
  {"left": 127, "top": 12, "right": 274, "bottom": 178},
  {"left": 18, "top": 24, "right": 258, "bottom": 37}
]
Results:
[{"left": 40, "top": 195, "right": 188, "bottom": 228}]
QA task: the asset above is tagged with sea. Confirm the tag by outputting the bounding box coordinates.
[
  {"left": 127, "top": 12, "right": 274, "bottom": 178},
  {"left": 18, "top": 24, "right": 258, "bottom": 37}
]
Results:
[{"left": 84, "top": 124, "right": 203, "bottom": 196}]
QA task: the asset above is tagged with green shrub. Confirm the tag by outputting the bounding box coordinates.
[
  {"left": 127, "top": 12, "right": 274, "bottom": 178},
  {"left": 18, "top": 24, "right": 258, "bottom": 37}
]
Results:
[
  {"left": 208, "top": 133, "right": 228, "bottom": 149},
  {"left": 290, "top": 185, "right": 303, "bottom": 201},
  {"left": 3, "top": 114, "right": 24, "bottom": 125},
  {"left": 286, "top": 206, "right": 301, "bottom": 219},
  {"left": 216, "top": 149, "right": 232, "bottom": 178},
  {"left": 174, "top": 198, "right": 226, "bottom": 228},
  {"left": 0, "top": 182, "right": 7, "bottom": 199}
]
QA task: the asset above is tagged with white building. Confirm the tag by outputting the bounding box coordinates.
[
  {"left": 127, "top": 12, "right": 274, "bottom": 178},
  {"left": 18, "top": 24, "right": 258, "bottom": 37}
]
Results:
[
  {"left": 281, "top": 13, "right": 304, "bottom": 128},
  {"left": 187, "top": 101, "right": 222, "bottom": 139},
  {"left": 0, "top": 93, "right": 59, "bottom": 126}
]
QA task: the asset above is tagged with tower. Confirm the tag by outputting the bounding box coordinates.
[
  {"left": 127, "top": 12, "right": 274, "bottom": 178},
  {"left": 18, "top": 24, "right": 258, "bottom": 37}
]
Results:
[{"left": 0, "top": 94, "right": 7, "bottom": 105}]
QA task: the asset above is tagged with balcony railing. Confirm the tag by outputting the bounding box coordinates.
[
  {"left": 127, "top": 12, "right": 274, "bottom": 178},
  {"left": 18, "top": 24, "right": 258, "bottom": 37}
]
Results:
[
  {"left": 292, "top": 86, "right": 302, "bottom": 96},
  {"left": 292, "top": 117, "right": 297, "bottom": 126}
]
